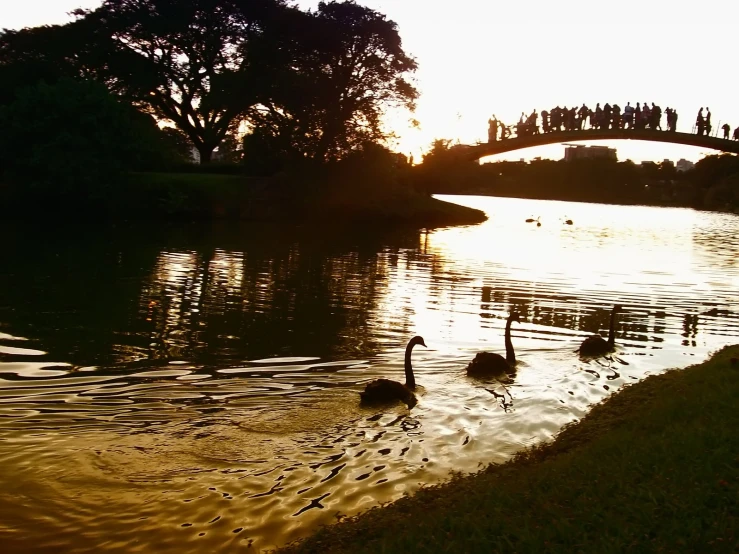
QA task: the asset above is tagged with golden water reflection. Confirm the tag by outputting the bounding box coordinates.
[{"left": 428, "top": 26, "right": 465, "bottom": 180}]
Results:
[{"left": 0, "top": 198, "right": 738, "bottom": 552}]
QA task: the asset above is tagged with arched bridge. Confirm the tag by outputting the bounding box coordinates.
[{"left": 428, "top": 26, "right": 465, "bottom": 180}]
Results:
[{"left": 455, "top": 129, "right": 739, "bottom": 161}]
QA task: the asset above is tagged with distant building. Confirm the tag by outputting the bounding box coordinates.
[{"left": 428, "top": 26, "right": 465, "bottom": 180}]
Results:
[
  {"left": 661, "top": 159, "right": 675, "bottom": 168},
  {"left": 563, "top": 144, "right": 617, "bottom": 162},
  {"left": 676, "top": 158, "right": 695, "bottom": 172}
]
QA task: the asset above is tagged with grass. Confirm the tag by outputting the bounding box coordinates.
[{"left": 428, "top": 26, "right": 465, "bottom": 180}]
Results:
[
  {"left": 121, "top": 171, "right": 488, "bottom": 225},
  {"left": 278, "top": 346, "right": 739, "bottom": 554},
  {"left": 1, "top": 170, "right": 485, "bottom": 225}
]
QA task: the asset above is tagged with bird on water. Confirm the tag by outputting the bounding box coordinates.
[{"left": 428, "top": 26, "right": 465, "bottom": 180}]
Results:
[
  {"left": 466, "top": 312, "right": 521, "bottom": 377},
  {"left": 576, "top": 304, "right": 622, "bottom": 358},
  {"left": 360, "top": 336, "right": 426, "bottom": 408}
]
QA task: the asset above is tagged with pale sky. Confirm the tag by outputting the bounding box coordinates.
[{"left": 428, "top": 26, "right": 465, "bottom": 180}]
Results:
[{"left": 3, "top": 0, "right": 738, "bottom": 163}]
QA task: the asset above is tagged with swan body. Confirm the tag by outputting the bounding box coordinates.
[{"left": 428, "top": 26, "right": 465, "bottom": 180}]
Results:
[
  {"left": 467, "top": 313, "right": 520, "bottom": 377},
  {"left": 577, "top": 305, "right": 622, "bottom": 358},
  {"left": 360, "top": 336, "right": 426, "bottom": 407}
]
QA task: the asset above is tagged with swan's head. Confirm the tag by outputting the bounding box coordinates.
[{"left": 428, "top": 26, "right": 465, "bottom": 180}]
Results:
[
  {"left": 409, "top": 336, "right": 427, "bottom": 349},
  {"left": 613, "top": 304, "right": 623, "bottom": 313},
  {"left": 509, "top": 312, "right": 521, "bottom": 324}
]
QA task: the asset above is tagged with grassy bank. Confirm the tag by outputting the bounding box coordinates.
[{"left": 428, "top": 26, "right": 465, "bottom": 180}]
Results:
[
  {"left": 132, "top": 172, "right": 487, "bottom": 225},
  {"left": 1, "top": 171, "right": 487, "bottom": 226},
  {"left": 279, "top": 346, "right": 739, "bottom": 553}
]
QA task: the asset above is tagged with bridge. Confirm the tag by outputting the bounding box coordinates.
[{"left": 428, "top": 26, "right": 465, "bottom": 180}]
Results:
[{"left": 454, "top": 129, "right": 739, "bottom": 161}]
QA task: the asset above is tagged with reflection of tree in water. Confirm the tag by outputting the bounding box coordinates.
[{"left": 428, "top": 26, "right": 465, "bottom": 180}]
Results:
[
  {"left": 0, "top": 222, "right": 426, "bottom": 366},
  {"left": 3, "top": 218, "right": 737, "bottom": 367},
  {"left": 138, "top": 223, "right": 426, "bottom": 363},
  {"left": 465, "top": 278, "right": 691, "bottom": 349}
]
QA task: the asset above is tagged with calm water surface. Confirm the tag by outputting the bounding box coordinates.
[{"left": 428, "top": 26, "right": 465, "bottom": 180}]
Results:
[{"left": 1, "top": 196, "right": 738, "bottom": 552}]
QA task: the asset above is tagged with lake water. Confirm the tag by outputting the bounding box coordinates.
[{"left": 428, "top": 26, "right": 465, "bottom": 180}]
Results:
[{"left": 1, "top": 196, "right": 738, "bottom": 553}]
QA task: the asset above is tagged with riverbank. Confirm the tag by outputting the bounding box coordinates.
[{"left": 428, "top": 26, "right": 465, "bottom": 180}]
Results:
[
  {"left": 415, "top": 154, "right": 739, "bottom": 214},
  {"left": 279, "top": 345, "right": 739, "bottom": 553},
  {"left": 0, "top": 171, "right": 487, "bottom": 226}
]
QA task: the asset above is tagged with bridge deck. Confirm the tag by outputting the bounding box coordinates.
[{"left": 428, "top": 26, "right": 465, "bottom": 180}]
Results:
[{"left": 461, "top": 129, "right": 739, "bottom": 160}]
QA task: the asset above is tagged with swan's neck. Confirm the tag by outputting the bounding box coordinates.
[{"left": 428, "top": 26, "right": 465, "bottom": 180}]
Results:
[
  {"left": 607, "top": 309, "right": 618, "bottom": 347},
  {"left": 504, "top": 319, "right": 516, "bottom": 365},
  {"left": 404, "top": 343, "right": 416, "bottom": 389}
]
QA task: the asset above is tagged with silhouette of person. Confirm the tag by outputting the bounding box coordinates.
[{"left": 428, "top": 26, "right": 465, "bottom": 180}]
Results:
[
  {"left": 705, "top": 107, "right": 712, "bottom": 136},
  {"left": 696, "top": 107, "right": 704, "bottom": 135},
  {"left": 722, "top": 123, "right": 730, "bottom": 139},
  {"left": 733, "top": 127, "right": 739, "bottom": 140},
  {"left": 488, "top": 116, "right": 499, "bottom": 142},
  {"left": 577, "top": 104, "right": 588, "bottom": 130},
  {"left": 623, "top": 102, "right": 634, "bottom": 129}
]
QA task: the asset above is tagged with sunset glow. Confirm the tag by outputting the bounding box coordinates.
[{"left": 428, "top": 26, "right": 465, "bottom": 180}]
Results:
[{"left": 4, "top": 0, "right": 737, "bottom": 163}]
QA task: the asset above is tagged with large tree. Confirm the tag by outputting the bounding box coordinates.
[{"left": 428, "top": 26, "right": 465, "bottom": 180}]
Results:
[
  {"left": 0, "top": 19, "right": 103, "bottom": 105},
  {"left": 76, "top": 0, "right": 286, "bottom": 163},
  {"left": 247, "top": 1, "right": 418, "bottom": 163},
  {"left": 0, "top": 78, "right": 162, "bottom": 197}
]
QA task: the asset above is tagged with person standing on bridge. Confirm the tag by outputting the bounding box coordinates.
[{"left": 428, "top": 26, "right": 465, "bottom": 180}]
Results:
[
  {"left": 705, "top": 107, "right": 712, "bottom": 136},
  {"left": 603, "top": 103, "right": 612, "bottom": 130},
  {"left": 541, "top": 110, "right": 550, "bottom": 133},
  {"left": 722, "top": 123, "right": 730, "bottom": 139},
  {"left": 488, "top": 116, "right": 499, "bottom": 142},
  {"left": 623, "top": 102, "right": 634, "bottom": 129},
  {"left": 642, "top": 103, "right": 651, "bottom": 129},
  {"left": 733, "top": 127, "right": 739, "bottom": 140},
  {"left": 651, "top": 103, "right": 662, "bottom": 131},
  {"left": 577, "top": 104, "right": 588, "bottom": 130},
  {"left": 696, "top": 107, "right": 705, "bottom": 135},
  {"left": 665, "top": 108, "right": 677, "bottom": 132},
  {"left": 612, "top": 104, "right": 621, "bottom": 129}
]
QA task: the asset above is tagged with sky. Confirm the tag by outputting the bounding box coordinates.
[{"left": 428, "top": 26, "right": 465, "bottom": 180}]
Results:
[{"left": 3, "top": 0, "right": 738, "bottom": 163}]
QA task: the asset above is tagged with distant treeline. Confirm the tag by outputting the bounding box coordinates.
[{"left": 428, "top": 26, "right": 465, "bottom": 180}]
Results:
[{"left": 414, "top": 141, "right": 739, "bottom": 213}]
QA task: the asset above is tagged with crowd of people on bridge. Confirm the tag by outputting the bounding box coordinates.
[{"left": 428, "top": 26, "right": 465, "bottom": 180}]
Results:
[{"left": 487, "top": 103, "right": 738, "bottom": 142}]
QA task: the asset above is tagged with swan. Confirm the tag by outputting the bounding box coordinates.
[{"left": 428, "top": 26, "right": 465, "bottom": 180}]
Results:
[
  {"left": 577, "top": 304, "right": 622, "bottom": 357},
  {"left": 360, "top": 336, "right": 426, "bottom": 407},
  {"left": 467, "top": 312, "right": 521, "bottom": 377}
]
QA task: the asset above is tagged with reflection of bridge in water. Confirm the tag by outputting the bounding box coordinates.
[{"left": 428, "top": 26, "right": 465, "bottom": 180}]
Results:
[{"left": 455, "top": 129, "right": 739, "bottom": 161}]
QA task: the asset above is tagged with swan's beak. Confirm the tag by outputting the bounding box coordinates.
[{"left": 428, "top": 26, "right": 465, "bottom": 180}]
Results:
[{"left": 420, "top": 339, "right": 427, "bottom": 348}]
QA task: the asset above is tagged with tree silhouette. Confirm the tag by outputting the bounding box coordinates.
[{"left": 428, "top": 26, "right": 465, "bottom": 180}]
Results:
[
  {"left": 0, "top": 21, "right": 101, "bottom": 104},
  {"left": 78, "top": 0, "right": 287, "bottom": 163},
  {"left": 247, "top": 1, "right": 418, "bottom": 163}
]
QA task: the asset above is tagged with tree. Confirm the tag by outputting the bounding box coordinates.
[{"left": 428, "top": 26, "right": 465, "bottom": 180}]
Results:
[
  {"left": 248, "top": 1, "right": 418, "bottom": 163},
  {"left": 76, "top": 0, "right": 286, "bottom": 163},
  {"left": 0, "top": 20, "right": 102, "bottom": 105},
  {"left": 0, "top": 78, "right": 185, "bottom": 203}
]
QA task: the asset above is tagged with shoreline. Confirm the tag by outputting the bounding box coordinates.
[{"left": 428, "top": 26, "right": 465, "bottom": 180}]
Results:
[
  {"left": 277, "top": 345, "right": 739, "bottom": 553},
  {"left": 436, "top": 189, "right": 739, "bottom": 214},
  {"left": 0, "top": 172, "right": 488, "bottom": 227}
]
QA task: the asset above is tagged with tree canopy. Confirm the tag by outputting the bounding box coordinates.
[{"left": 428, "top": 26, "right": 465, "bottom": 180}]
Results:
[
  {"left": 0, "top": 0, "right": 417, "bottom": 166},
  {"left": 247, "top": 1, "right": 418, "bottom": 163}
]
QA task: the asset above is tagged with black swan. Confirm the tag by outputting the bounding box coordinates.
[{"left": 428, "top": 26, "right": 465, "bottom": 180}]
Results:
[
  {"left": 360, "top": 336, "right": 426, "bottom": 407},
  {"left": 466, "top": 312, "right": 521, "bottom": 377},
  {"left": 577, "top": 304, "right": 622, "bottom": 357}
]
